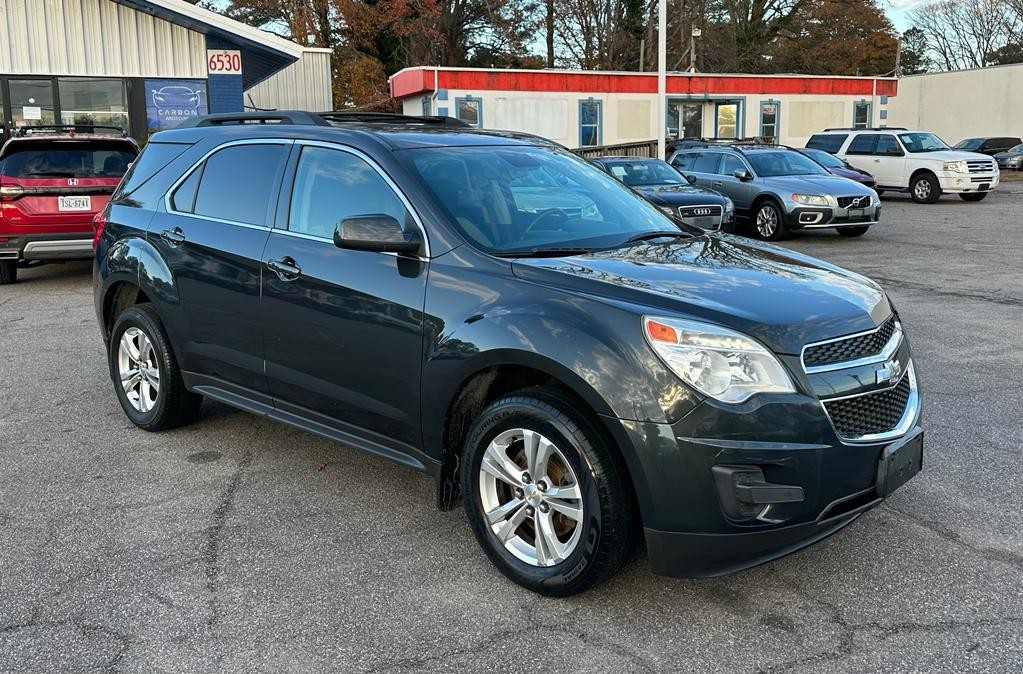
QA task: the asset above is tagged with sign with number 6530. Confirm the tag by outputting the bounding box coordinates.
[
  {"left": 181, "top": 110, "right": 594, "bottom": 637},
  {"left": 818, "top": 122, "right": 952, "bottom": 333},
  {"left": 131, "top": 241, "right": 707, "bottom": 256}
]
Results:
[{"left": 207, "top": 49, "right": 242, "bottom": 75}]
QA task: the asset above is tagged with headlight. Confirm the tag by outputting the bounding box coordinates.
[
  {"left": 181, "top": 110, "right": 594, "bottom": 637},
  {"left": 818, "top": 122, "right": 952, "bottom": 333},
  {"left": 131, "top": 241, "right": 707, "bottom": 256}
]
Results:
[
  {"left": 791, "top": 193, "right": 828, "bottom": 206},
  {"left": 643, "top": 316, "right": 796, "bottom": 403},
  {"left": 723, "top": 198, "right": 734, "bottom": 214},
  {"left": 658, "top": 206, "right": 675, "bottom": 216},
  {"left": 943, "top": 160, "right": 968, "bottom": 173}
]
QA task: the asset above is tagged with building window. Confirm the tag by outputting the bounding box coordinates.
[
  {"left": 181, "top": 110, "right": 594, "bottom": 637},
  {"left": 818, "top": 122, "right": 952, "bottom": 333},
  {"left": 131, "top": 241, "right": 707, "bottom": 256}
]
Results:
[
  {"left": 854, "top": 101, "right": 871, "bottom": 129},
  {"left": 579, "top": 99, "right": 602, "bottom": 147},
  {"left": 716, "top": 102, "right": 738, "bottom": 139},
  {"left": 58, "top": 78, "right": 128, "bottom": 131},
  {"left": 456, "top": 97, "right": 481, "bottom": 127},
  {"left": 760, "top": 101, "right": 779, "bottom": 142},
  {"left": 9, "top": 79, "right": 56, "bottom": 128}
]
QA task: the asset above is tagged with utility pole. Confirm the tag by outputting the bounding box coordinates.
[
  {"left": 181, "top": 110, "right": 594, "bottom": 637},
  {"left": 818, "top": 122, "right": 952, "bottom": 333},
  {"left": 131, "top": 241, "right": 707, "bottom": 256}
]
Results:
[
  {"left": 546, "top": 0, "right": 555, "bottom": 67},
  {"left": 689, "top": 26, "right": 700, "bottom": 72},
  {"left": 657, "top": 0, "right": 666, "bottom": 159}
]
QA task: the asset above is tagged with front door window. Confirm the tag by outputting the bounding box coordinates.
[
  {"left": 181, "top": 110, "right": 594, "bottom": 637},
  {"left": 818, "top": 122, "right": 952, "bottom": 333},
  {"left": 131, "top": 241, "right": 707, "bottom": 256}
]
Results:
[
  {"left": 9, "top": 79, "right": 56, "bottom": 129},
  {"left": 716, "top": 103, "right": 738, "bottom": 139}
]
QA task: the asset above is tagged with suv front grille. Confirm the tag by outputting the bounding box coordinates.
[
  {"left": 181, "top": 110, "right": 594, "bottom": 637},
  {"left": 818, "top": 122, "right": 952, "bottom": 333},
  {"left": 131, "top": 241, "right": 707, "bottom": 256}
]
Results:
[
  {"left": 803, "top": 315, "right": 898, "bottom": 368},
  {"left": 836, "top": 196, "right": 871, "bottom": 209},
  {"left": 967, "top": 160, "right": 995, "bottom": 173},
  {"left": 823, "top": 373, "right": 911, "bottom": 439},
  {"left": 678, "top": 204, "right": 723, "bottom": 218}
]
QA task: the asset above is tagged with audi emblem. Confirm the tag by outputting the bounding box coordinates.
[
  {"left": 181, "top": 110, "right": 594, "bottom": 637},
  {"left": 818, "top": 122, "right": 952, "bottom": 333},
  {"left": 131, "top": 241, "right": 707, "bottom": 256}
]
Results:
[
  {"left": 67, "top": 178, "right": 79, "bottom": 186},
  {"left": 693, "top": 208, "right": 712, "bottom": 216}
]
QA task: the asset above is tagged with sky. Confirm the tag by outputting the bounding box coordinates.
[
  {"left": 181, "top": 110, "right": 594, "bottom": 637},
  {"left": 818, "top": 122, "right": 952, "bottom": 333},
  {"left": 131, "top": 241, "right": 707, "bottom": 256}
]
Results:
[{"left": 884, "top": 0, "right": 930, "bottom": 31}]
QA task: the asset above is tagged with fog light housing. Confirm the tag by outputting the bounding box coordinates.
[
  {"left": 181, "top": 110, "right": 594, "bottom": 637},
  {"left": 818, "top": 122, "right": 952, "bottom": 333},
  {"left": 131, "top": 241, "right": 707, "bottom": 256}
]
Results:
[{"left": 711, "top": 465, "right": 805, "bottom": 522}]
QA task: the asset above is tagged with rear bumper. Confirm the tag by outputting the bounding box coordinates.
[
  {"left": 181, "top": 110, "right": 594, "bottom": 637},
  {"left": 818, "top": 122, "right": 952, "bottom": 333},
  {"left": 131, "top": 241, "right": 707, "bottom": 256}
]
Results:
[{"left": 0, "top": 232, "right": 93, "bottom": 261}]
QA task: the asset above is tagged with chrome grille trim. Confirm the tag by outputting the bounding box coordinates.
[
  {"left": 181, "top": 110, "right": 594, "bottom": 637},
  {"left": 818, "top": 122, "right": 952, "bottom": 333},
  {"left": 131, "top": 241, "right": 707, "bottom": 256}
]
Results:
[
  {"left": 820, "top": 362, "right": 920, "bottom": 443},
  {"left": 801, "top": 316, "right": 903, "bottom": 374}
]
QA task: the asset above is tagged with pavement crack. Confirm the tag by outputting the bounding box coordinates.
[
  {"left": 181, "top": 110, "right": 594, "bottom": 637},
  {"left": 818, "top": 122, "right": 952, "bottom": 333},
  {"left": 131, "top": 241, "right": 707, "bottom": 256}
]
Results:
[
  {"left": 202, "top": 447, "right": 254, "bottom": 629},
  {"left": 867, "top": 275, "right": 1023, "bottom": 308},
  {"left": 883, "top": 504, "right": 1023, "bottom": 572}
]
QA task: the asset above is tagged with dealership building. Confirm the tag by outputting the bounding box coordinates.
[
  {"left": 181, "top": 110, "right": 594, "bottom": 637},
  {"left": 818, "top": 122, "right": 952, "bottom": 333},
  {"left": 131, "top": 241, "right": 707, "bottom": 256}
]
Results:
[{"left": 0, "top": 0, "right": 331, "bottom": 142}]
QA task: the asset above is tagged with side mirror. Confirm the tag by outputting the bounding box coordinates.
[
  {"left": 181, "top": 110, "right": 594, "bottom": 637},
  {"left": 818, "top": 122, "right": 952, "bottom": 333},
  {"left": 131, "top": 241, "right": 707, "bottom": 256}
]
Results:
[
  {"left": 733, "top": 170, "right": 753, "bottom": 181},
  {"left": 685, "top": 174, "right": 698, "bottom": 185},
  {"left": 334, "top": 215, "right": 422, "bottom": 255}
]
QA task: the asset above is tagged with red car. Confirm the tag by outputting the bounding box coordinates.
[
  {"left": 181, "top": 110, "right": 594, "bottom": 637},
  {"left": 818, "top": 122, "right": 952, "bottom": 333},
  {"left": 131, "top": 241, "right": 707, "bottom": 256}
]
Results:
[{"left": 0, "top": 126, "right": 138, "bottom": 284}]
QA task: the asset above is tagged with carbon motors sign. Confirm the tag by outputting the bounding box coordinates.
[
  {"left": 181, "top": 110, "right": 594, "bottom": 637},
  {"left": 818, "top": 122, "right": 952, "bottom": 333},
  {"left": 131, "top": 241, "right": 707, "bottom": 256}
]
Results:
[{"left": 207, "top": 49, "right": 243, "bottom": 75}]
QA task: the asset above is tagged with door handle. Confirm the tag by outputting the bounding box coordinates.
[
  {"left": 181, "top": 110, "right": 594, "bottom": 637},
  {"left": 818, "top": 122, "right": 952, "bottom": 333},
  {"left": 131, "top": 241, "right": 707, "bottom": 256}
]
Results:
[
  {"left": 160, "top": 227, "right": 185, "bottom": 245},
  {"left": 267, "top": 256, "right": 301, "bottom": 280},
  {"left": 713, "top": 181, "right": 724, "bottom": 187}
]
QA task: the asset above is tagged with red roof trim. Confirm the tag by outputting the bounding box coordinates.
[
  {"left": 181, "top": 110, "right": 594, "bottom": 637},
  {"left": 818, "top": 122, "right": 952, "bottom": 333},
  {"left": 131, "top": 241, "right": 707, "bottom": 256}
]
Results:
[{"left": 391, "top": 68, "right": 898, "bottom": 98}]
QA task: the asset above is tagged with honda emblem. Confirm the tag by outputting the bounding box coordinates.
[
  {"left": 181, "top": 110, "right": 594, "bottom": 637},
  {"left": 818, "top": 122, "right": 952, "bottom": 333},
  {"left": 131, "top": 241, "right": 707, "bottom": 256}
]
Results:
[{"left": 67, "top": 178, "right": 79, "bottom": 186}]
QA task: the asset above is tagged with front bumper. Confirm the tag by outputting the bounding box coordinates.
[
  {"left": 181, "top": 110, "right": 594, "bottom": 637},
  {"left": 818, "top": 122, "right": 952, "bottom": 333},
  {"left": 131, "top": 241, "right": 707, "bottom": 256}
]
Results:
[
  {"left": 604, "top": 374, "right": 922, "bottom": 577},
  {"left": 785, "top": 204, "right": 881, "bottom": 230},
  {"left": 937, "top": 171, "right": 1000, "bottom": 192}
]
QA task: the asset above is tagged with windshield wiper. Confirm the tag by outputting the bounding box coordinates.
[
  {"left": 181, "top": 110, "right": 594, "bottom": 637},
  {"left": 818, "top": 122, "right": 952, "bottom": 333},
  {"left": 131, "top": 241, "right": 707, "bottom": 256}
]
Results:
[
  {"left": 491, "top": 246, "right": 594, "bottom": 258},
  {"left": 621, "top": 230, "right": 691, "bottom": 245}
]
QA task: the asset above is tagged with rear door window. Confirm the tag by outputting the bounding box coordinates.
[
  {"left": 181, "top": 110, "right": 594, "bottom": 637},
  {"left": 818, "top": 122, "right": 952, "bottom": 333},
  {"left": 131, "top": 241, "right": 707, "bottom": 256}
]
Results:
[
  {"left": 190, "top": 144, "right": 289, "bottom": 226},
  {"left": 845, "top": 134, "right": 877, "bottom": 155},
  {"left": 806, "top": 134, "right": 847, "bottom": 153},
  {"left": 0, "top": 140, "right": 137, "bottom": 179},
  {"left": 692, "top": 153, "right": 722, "bottom": 173}
]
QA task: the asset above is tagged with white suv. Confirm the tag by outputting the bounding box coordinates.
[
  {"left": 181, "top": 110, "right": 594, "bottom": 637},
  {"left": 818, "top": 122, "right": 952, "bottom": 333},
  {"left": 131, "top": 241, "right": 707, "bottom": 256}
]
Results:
[{"left": 806, "top": 128, "right": 999, "bottom": 203}]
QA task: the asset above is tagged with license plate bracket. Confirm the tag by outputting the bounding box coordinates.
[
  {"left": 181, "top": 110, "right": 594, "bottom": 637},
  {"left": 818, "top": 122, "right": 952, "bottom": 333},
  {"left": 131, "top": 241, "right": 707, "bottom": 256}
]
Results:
[
  {"left": 876, "top": 430, "right": 923, "bottom": 498},
  {"left": 979, "top": 183, "right": 990, "bottom": 191},
  {"left": 58, "top": 195, "right": 91, "bottom": 212}
]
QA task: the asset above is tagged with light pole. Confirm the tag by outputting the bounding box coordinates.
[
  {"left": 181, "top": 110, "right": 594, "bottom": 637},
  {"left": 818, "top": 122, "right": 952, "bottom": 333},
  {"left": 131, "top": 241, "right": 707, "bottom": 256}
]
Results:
[{"left": 656, "top": 0, "right": 666, "bottom": 159}]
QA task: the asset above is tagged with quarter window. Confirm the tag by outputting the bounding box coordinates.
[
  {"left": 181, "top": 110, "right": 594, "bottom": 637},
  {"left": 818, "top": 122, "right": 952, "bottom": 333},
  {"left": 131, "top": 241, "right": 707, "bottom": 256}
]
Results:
[
  {"left": 579, "top": 100, "right": 602, "bottom": 147},
  {"left": 806, "top": 134, "right": 847, "bottom": 153},
  {"left": 191, "top": 144, "right": 288, "bottom": 226},
  {"left": 670, "top": 152, "right": 697, "bottom": 171},
  {"left": 288, "top": 146, "right": 410, "bottom": 240}
]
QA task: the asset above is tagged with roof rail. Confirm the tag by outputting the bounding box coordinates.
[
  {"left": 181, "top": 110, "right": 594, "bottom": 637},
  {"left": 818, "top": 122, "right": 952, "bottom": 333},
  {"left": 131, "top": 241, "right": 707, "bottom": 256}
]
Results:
[
  {"left": 14, "top": 124, "right": 129, "bottom": 138},
  {"left": 178, "top": 111, "right": 331, "bottom": 128},
  {"left": 318, "top": 111, "right": 472, "bottom": 127},
  {"left": 822, "top": 127, "right": 908, "bottom": 132}
]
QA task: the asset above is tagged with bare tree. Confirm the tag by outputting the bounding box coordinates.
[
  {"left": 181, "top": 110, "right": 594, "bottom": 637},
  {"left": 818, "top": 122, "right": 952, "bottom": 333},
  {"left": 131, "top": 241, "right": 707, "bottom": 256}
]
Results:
[{"left": 908, "top": 0, "right": 1022, "bottom": 70}]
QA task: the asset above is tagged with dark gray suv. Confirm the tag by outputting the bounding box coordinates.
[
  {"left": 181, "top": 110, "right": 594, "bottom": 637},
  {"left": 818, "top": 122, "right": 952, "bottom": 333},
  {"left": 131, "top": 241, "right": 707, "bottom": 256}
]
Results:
[
  {"left": 94, "top": 112, "right": 922, "bottom": 596},
  {"left": 670, "top": 145, "right": 881, "bottom": 240}
]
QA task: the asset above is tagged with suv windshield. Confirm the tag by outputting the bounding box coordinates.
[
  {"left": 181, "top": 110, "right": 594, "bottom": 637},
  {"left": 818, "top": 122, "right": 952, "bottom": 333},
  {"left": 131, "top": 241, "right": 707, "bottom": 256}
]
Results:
[
  {"left": 402, "top": 145, "right": 683, "bottom": 254},
  {"left": 800, "top": 148, "right": 845, "bottom": 169},
  {"left": 898, "top": 133, "right": 950, "bottom": 153},
  {"left": 0, "top": 140, "right": 136, "bottom": 178},
  {"left": 602, "top": 160, "right": 685, "bottom": 186},
  {"left": 745, "top": 151, "right": 828, "bottom": 177},
  {"left": 954, "top": 139, "right": 983, "bottom": 150}
]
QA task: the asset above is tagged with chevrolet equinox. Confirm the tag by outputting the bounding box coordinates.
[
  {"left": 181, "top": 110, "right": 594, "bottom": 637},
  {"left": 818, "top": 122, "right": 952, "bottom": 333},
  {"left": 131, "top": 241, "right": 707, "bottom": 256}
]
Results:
[{"left": 94, "top": 112, "right": 923, "bottom": 596}]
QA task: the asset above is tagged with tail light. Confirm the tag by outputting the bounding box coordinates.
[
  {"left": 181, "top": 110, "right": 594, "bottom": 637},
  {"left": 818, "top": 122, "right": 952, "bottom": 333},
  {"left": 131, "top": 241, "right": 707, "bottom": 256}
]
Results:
[
  {"left": 92, "top": 209, "right": 107, "bottom": 250},
  {"left": 0, "top": 184, "right": 25, "bottom": 201}
]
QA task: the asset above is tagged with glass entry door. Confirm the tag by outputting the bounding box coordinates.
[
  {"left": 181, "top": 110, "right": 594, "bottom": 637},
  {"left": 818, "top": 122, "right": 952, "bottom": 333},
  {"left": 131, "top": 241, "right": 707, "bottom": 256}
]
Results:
[
  {"left": 8, "top": 79, "right": 56, "bottom": 129},
  {"left": 716, "top": 103, "right": 738, "bottom": 139},
  {"left": 674, "top": 102, "right": 703, "bottom": 139}
]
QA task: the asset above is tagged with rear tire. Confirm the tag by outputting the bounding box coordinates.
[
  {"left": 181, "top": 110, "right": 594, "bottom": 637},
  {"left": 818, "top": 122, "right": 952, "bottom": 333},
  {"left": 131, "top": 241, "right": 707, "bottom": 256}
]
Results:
[
  {"left": 461, "top": 387, "right": 636, "bottom": 596},
  {"left": 837, "top": 226, "right": 870, "bottom": 237},
  {"left": 0, "top": 261, "right": 17, "bottom": 285},
  {"left": 910, "top": 173, "right": 940, "bottom": 204},
  {"left": 959, "top": 192, "right": 988, "bottom": 202},
  {"left": 753, "top": 201, "right": 789, "bottom": 241},
  {"left": 108, "top": 304, "right": 202, "bottom": 431}
]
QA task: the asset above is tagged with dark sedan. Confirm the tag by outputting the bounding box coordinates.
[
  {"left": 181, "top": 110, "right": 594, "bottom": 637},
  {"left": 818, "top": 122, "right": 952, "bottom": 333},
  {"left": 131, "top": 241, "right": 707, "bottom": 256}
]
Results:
[
  {"left": 796, "top": 147, "right": 876, "bottom": 188},
  {"left": 592, "top": 156, "right": 734, "bottom": 231},
  {"left": 993, "top": 143, "right": 1023, "bottom": 170}
]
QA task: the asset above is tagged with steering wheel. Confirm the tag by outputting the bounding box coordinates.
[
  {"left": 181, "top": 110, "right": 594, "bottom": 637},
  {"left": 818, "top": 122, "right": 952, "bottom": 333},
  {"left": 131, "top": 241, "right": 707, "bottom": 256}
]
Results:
[{"left": 523, "top": 208, "right": 570, "bottom": 236}]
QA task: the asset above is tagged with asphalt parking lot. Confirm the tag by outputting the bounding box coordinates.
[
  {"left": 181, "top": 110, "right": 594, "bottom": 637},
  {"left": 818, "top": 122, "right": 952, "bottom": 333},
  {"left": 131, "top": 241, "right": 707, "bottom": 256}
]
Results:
[{"left": 2, "top": 181, "right": 1022, "bottom": 673}]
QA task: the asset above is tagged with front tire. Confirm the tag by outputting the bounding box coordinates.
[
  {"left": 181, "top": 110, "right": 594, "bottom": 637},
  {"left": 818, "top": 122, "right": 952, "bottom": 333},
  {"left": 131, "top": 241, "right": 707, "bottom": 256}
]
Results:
[
  {"left": 837, "top": 226, "right": 870, "bottom": 237},
  {"left": 959, "top": 192, "right": 988, "bottom": 202},
  {"left": 910, "top": 173, "right": 940, "bottom": 203},
  {"left": 753, "top": 201, "right": 789, "bottom": 241},
  {"left": 108, "top": 304, "right": 202, "bottom": 431},
  {"left": 0, "top": 261, "right": 17, "bottom": 285},
  {"left": 461, "top": 388, "right": 636, "bottom": 596}
]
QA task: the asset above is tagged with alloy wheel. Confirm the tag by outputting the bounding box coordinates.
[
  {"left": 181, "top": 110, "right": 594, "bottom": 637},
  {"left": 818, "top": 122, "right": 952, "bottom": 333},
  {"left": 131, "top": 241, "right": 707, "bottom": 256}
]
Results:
[
  {"left": 117, "top": 327, "right": 160, "bottom": 413},
  {"left": 756, "top": 205, "right": 778, "bottom": 238},
  {"left": 478, "top": 428, "right": 584, "bottom": 567}
]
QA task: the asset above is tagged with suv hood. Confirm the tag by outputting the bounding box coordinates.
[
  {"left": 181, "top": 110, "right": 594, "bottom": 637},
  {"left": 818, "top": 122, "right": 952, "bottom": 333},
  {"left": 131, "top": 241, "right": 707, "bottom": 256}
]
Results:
[
  {"left": 511, "top": 235, "right": 891, "bottom": 355},
  {"left": 912, "top": 149, "right": 992, "bottom": 162},
  {"left": 763, "top": 174, "right": 875, "bottom": 195},
  {"left": 633, "top": 183, "right": 724, "bottom": 201}
]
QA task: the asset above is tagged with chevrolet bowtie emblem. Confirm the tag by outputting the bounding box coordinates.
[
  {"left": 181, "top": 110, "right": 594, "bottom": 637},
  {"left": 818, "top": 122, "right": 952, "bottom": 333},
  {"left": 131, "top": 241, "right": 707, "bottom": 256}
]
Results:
[{"left": 875, "top": 358, "right": 902, "bottom": 385}]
